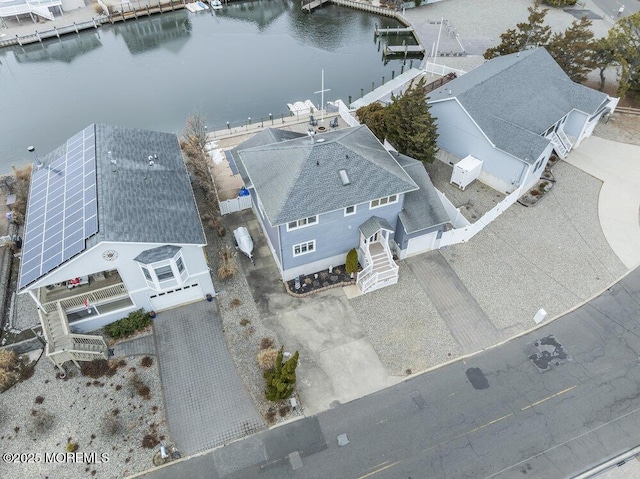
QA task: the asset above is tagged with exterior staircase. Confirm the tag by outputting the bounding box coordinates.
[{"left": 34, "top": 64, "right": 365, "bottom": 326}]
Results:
[
  {"left": 39, "top": 302, "right": 108, "bottom": 373},
  {"left": 356, "top": 242, "right": 399, "bottom": 294},
  {"left": 548, "top": 130, "right": 573, "bottom": 159}
]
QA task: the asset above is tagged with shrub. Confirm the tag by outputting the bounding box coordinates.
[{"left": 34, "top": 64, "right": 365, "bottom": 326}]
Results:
[
  {"left": 279, "top": 404, "right": 291, "bottom": 417},
  {"left": 229, "top": 298, "right": 242, "bottom": 308},
  {"left": 66, "top": 441, "right": 79, "bottom": 452},
  {"left": 264, "top": 347, "right": 299, "bottom": 401},
  {"left": 80, "top": 359, "right": 112, "bottom": 378},
  {"left": 257, "top": 348, "right": 279, "bottom": 370},
  {"left": 0, "top": 350, "right": 17, "bottom": 370},
  {"left": 34, "top": 396, "right": 44, "bottom": 404},
  {"left": 260, "top": 337, "right": 275, "bottom": 350},
  {"left": 345, "top": 248, "right": 358, "bottom": 275},
  {"left": 0, "top": 369, "right": 16, "bottom": 392},
  {"left": 29, "top": 410, "right": 54, "bottom": 435},
  {"left": 530, "top": 189, "right": 541, "bottom": 197},
  {"left": 239, "top": 318, "right": 250, "bottom": 326},
  {"left": 140, "top": 356, "right": 153, "bottom": 368},
  {"left": 218, "top": 246, "right": 237, "bottom": 280},
  {"left": 101, "top": 415, "right": 124, "bottom": 437},
  {"left": 104, "top": 309, "right": 152, "bottom": 340},
  {"left": 142, "top": 434, "right": 160, "bottom": 449},
  {"left": 130, "top": 374, "right": 151, "bottom": 400}
]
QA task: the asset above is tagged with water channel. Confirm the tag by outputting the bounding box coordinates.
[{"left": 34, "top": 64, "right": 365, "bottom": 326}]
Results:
[{"left": 0, "top": 1, "right": 417, "bottom": 173}]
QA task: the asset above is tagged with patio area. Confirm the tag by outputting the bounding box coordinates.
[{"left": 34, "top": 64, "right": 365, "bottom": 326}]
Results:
[{"left": 425, "top": 152, "right": 506, "bottom": 223}]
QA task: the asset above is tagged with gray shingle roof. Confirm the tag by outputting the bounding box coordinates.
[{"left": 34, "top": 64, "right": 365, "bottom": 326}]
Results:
[
  {"left": 89, "top": 124, "right": 205, "bottom": 246},
  {"left": 394, "top": 154, "right": 450, "bottom": 233},
  {"left": 236, "top": 125, "right": 418, "bottom": 225},
  {"left": 134, "top": 245, "right": 181, "bottom": 264},
  {"left": 229, "top": 129, "right": 306, "bottom": 186},
  {"left": 428, "top": 48, "right": 610, "bottom": 162},
  {"left": 359, "top": 216, "right": 393, "bottom": 239}
]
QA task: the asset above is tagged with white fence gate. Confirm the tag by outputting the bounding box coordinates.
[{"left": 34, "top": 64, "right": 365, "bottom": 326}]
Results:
[
  {"left": 438, "top": 186, "right": 523, "bottom": 248},
  {"left": 219, "top": 195, "right": 252, "bottom": 215}
]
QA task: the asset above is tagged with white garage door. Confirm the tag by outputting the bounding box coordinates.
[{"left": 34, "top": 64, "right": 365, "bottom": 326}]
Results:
[
  {"left": 149, "top": 282, "right": 203, "bottom": 311},
  {"left": 406, "top": 231, "right": 438, "bottom": 257}
]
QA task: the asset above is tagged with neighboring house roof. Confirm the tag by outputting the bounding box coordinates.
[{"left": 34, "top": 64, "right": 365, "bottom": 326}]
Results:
[
  {"left": 359, "top": 216, "right": 394, "bottom": 239},
  {"left": 134, "top": 245, "right": 181, "bottom": 264},
  {"left": 236, "top": 125, "right": 419, "bottom": 225},
  {"left": 228, "top": 129, "right": 306, "bottom": 187},
  {"left": 18, "top": 124, "right": 205, "bottom": 290},
  {"left": 394, "top": 154, "right": 450, "bottom": 233},
  {"left": 428, "top": 48, "right": 610, "bottom": 162}
]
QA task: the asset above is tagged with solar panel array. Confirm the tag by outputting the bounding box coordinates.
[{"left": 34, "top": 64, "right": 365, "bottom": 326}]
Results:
[{"left": 19, "top": 125, "right": 98, "bottom": 289}]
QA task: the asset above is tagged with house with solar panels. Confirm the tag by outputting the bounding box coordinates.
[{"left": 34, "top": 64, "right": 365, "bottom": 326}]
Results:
[
  {"left": 227, "top": 125, "right": 450, "bottom": 294},
  {"left": 18, "top": 124, "right": 214, "bottom": 370},
  {"left": 427, "top": 48, "right": 618, "bottom": 195}
]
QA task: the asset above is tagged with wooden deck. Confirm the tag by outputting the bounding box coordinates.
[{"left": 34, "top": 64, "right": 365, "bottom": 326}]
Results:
[
  {"left": 383, "top": 44, "right": 425, "bottom": 58},
  {"left": 375, "top": 26, "right": 414, "bottom": 36},
  {"left": 40, "top": 271, "right": 123, "bottom": 304}
]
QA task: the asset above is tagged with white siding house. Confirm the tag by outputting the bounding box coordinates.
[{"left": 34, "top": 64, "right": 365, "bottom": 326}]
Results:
[
  {"left": 19, "top": 124, "right": 214, "bottom": 346},
  {"left": 228, "top": 126, "right": 451, "bottom": 293},
  {"left": 428, "top": 48, "right": 619, "bottom": 194}
]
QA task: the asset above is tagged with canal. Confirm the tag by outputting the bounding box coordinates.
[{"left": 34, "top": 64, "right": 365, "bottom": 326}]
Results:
[{"left": 0, "top": 0, "right": 417, "bottom": 173}]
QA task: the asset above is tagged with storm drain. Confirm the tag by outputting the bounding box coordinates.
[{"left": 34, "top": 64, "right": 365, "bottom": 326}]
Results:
[{"left": 528, "top": 335, "right": 570, "bottom": 372}]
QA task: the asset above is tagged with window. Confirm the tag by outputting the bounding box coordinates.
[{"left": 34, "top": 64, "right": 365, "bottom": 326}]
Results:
[
  {"left": 344, "top": 205, "right": 356, "bottom": 216},
  {"left": 370, "top": 195, "right": 398, "bottom": 209},
  {"left": 287, "top": 216, "right": 318, "bottom": 231},
  {"left": 176, "top": 256, "right": 185, "bottom": 273},
  {"left": 293, "top": 240, "right": 316, "bottom": 257},
  {"left": 155, "top": 265, "right": 174, "bottom": 281},
  {"left": 141, "top": 266, "right": 152, "bottom": 282}
]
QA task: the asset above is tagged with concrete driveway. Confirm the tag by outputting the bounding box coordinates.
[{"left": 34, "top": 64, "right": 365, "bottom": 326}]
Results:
[
  {"left": 565, "top": 136, "right": 640, "bottom": 269},
  {"left": 239, "top": 218, "right": 401, "bottom": 416}
]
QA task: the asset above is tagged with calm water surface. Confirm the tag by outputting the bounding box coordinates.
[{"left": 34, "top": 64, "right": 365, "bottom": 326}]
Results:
[{"left": 0, "top": 1, "right": 416, "bottom": 173}]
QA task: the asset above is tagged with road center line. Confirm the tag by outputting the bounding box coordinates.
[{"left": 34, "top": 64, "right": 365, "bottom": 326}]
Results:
[
  {"left": 357, "top": 460, "right": 401, "bottom": 479},
  {"left": 423, "top": 412, "right": 515, "bottom": 454},
  {"left": 521, "top": 385, "right": 577, "bottom": 411}
]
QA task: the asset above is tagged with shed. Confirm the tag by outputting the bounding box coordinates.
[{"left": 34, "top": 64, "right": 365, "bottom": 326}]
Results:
[{"left": 451, "top": 155, "right": 482, "bottom": 190}]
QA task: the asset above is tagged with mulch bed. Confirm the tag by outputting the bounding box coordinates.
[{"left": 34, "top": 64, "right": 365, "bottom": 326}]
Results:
[{"left": 285, "top": 264, "right": 357, "bottom": 296}]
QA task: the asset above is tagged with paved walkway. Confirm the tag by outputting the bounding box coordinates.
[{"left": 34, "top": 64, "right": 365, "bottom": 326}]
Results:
[
  {"left": 565, "top": 136, "right": 640, "bottom": 270},
  {"left": 407, "top": 251, "right": 501, "bottom": 354},
  {"left": 111, "top": 334, "right": 155, "bottom": 357},
  {"left": 153, "top": 301, "right": 264, "bottom": 455}
]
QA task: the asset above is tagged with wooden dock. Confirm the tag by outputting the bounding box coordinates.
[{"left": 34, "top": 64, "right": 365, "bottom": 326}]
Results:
[
  {"left": 301, "top": 0, "right": 330, "bottom": 12},
  {"left": 374, "top": 26, "right": 414, "bottom": 37},
  {"left": 383, "top": 44, "right": 425, "bottom": 58}
]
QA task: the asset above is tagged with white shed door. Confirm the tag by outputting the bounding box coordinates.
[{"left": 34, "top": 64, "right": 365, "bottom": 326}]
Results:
[
  {"left": 150, "top": 283, "right": 203, "bottom": 311},
  {"left": 406, "top": 231, "right": 438, "bottom": 257}
]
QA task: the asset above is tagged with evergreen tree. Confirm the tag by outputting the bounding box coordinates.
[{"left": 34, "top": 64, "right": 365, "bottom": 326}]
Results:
[
  {"left": 592, "top": 36, "right": 617, "bottom": 92},
  {"left": 484, "top": 1, "right": 551, "bottom": 59},
  {"left": 384, "top": 77, "right": 439, "bottom": 164},
  {"left": 264, "top": 347, "right": 299, "bottom": 401},
  {"left": 345, "top": 248, "right": 358, "bottom": 276},
  {"left": 607, "top": 12, "right": 640, "bottom": 98},
  {"left": 355, "top": 102, "right": 387, "bottom": 141},
  {"left": 546, "top": 16, "right": 596, "bottom": 83}
]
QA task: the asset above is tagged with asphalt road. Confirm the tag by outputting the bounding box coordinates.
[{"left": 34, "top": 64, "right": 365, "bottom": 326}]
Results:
[{"left": 140, "top": 267, "right": 640, "bottom": 479}]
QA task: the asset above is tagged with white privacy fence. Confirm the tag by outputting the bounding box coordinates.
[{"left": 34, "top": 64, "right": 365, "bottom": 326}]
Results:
[
  {"left": 219, "top": 195, "right": 252, "bottom": 216},
  {"left": 438, "top": 186, "right": 523, "bottom": 248}
]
